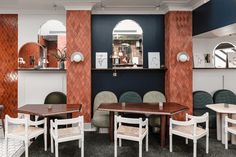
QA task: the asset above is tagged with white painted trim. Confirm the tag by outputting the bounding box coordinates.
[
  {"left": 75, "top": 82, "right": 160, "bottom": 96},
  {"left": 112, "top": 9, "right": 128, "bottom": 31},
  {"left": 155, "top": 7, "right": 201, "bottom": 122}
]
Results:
[
  {"left": 0, "top": 9, "right": 66, "bottom": 15},
  {"left": 92, "top": 8, "right": 165, "bottom": 15},
  {"left": 191, "top": 0, "right": 210, "bottom": 10},
  {"left": 63, "top": 1, "right": 99, "bottom": 10},
  {"left": 65, "top": 5, "right": 93, "bottom": 11}
]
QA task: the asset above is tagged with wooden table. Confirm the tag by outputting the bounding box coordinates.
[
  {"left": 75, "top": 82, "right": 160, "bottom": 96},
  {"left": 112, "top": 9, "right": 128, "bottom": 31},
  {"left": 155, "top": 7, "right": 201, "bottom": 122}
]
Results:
[
  {"left": 18, "top": 104, "right": 81, "bottom": 117},
  {"left": 18, "top": 104, "right": 82, "bottom": 145},
  {"left": 98, "top": 102, "right": 188, "bottom": 147},
  {"left": 207, "top": 103, "right": 236, "bottom": 144}
]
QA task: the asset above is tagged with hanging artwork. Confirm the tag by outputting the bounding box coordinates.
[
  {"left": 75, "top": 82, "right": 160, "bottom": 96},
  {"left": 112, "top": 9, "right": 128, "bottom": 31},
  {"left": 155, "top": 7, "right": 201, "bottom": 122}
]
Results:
[
  {"left": 148, "top": 52, "right": 160, "bottom": 69},
  {"left": 96, "top": 52, "right": 108, "bottom": 69},
  {"left": 193, "top": 53, "right": 214, "bottom": 68}
]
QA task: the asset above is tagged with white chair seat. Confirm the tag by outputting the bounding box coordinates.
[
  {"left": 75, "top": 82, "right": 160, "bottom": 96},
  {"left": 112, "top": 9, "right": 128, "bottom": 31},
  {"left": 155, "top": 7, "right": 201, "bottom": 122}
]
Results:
[
  {"left": 8, "top": 125, "right": 44, "bottom": 138},
  {"left": 50, "top": 116, "right": 84, "bottom": 157},
  {"left": 173, "top": 125, "right": 206, "bottom": 137},
  {"left": 169, "top": 113, "right": 209, "bottom": 157},
  {"left": 52, "top": 126, "right": 81, "bottom": 139},
  {"left": 5, "top": 115, "right": 47, "bottom": 157},
  {"left": 225, "top": 116, "right": 236, "bottom": 150},
  {"left": 114, "top": 116, "right": 148, "bottom": 157},
  {"left": 117, "top": 125, "right": 147, "bottom": 137}
]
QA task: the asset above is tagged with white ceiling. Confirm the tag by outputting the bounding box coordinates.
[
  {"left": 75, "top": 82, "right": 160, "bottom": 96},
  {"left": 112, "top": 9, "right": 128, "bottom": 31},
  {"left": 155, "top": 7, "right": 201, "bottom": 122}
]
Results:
[{"left": 0, "top": 0, "right": 209, "bottom": 14}]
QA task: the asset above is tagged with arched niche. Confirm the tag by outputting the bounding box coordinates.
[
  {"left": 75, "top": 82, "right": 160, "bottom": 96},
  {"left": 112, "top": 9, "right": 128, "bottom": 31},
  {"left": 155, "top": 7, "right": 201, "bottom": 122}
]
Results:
[
  {"left": 112, "top": 19, "right": 143, "bottom": 68},
  {"left": 18, "top": 42, "right": 44, "bottom": 68}
]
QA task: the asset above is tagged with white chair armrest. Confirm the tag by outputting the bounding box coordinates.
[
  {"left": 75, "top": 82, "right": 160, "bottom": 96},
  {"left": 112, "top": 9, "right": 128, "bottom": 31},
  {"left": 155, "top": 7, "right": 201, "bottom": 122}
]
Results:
[
  {"left": 29, "top": 119, "right": 45, "bottom": 126},
  {"left": 226, "top": 116, "right": 236, "bottom": 125},
  {"left": 170, "top": 118, "right": 194, "bottom": 126}
]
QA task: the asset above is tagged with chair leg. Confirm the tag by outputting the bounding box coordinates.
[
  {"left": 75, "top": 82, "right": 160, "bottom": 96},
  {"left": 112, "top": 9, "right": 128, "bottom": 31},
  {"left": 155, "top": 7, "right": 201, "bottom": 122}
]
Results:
[
  {"left": 169, "top": 133, "right": 172, "bottom": 152},
  {"left": 146, "top": 133, "right": 148, "bottom": 152},
  {"left": 185, "top": 138, "right": 188, "bottom": 144},
  {"left": 5, "top": 137, "right": 8, "bottom": 157},
  {"left": 51, "top": 135, "right": 54, "bottom": 153},
  {"left": 119, "top": 138, "right": 122, "bottom": 147},
  {"left": 1, "top": 118, "right": 5, "bottom": 135},
  {"left": 55, "top": 141, "right": 58, "bottom": 157},
  {"left": 193, "top": 140, "right": 197, "bottom": 157},
  {"left": 114, "top": 137, "right": 117, "bottom": 157},
  {"left": 44, "top": 132, "right": 47, "bottom": 151},
  {"left": 25, "top": 140, "right": 29, "bottom": 157},
  {"left": 225, "top": 131, "right": 228, "bottom": 149},
  {"left": 81, "top": 138, "right": 84, "bottom": 157},
  {"left": 139, "top": 141, "right": 142, "bottom": 157},
  {"left": 78, "top": 139, "right": 81, "bottom": 148},
  {"left": 206, "top": 133, "right": 209, "bottom": 154}
]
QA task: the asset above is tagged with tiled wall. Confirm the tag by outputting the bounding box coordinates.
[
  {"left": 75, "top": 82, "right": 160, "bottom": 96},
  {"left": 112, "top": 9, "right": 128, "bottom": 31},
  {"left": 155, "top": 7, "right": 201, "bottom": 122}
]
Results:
[
  {"left": 165, "top": 11, "right": 193, "bottom": 119},
  {"left": 66, "top": 11, "right": 92, "bottom": 122},
  {"left": 0, "top": 14, "right": 18, "bottom": 117}
]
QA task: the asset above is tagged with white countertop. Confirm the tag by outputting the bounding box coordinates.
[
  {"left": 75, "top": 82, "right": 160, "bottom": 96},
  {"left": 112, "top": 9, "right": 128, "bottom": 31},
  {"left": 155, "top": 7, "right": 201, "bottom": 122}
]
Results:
[{"left": 206, "top": 103, "right": 236, "bottom": 113}]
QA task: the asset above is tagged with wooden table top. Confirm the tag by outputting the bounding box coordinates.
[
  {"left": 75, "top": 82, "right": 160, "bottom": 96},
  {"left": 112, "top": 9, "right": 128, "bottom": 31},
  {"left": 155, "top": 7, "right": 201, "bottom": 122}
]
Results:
[
  {"left": 98, "top": 102, "right": 188, "bottom": 115},
  {"left": 18, "top": 104, "right": 82, "bottom": 117}
]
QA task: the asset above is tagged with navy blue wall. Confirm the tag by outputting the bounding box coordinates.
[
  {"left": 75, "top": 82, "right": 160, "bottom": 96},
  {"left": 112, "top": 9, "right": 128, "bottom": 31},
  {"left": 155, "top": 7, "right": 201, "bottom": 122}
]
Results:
[
  {"left": 92, "top": 15, "right": 165, "bottom": 104},
  {"left": 193, "top": 0, "right": 236, "bottom": 35}
]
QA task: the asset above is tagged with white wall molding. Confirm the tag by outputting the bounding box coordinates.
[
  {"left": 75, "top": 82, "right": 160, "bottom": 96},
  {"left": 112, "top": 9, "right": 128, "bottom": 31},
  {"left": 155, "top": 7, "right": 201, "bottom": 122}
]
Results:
[
  {"left": 190, "top": 0, "right": 210, "bottom": 10},
  {"left": 63, "top": 1, "right": 100, "bottom": 11}
]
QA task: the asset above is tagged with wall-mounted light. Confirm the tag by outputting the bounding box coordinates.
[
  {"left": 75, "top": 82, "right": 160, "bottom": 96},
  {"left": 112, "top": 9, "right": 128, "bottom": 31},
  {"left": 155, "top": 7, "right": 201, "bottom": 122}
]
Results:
[
  {"left": 71, "top": 52, "right": 84, "bottom": 63},
  {"left": 177, "top": 52, "right": 190, "bottom": 62}
]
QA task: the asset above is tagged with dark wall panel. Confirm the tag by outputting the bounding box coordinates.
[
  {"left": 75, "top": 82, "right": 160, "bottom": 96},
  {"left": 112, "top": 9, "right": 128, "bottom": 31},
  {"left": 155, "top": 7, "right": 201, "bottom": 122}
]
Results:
[
  {"left": 92, "top": 15, "right": 165, "bottom": 105},
  {"left": 193, "top": 0, "right": 236, "bottom": 35}
]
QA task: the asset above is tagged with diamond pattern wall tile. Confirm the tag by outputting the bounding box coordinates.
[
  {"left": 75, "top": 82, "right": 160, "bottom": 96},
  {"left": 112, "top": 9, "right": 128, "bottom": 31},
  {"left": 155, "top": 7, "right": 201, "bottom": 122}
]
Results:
[
  {"left": 0, "top": 14, "right": 18, "bottom": 118},
  {"left": 165, "top": 12, "right": 193, "bottom": 120},
  {"left": 66, "top": 11, "right": 92, "bottom": 122}
]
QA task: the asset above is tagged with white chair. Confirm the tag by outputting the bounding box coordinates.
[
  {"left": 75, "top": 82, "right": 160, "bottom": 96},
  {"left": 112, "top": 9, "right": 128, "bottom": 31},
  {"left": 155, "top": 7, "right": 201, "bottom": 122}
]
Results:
[
  {"left": 5, "top": 115, "right": 47, "bottom": 157},
  {"left": 169, "top": 113, "right": 209, "bottom": 157},
  {"left": 114, "top": 115, "right": 148, "bottom": 157},
  {"left": 225, "top": 116, "right": 236, "bottom": 149},
  {"left": 50, "top": 116, "right": 84, "bottom": 157}
]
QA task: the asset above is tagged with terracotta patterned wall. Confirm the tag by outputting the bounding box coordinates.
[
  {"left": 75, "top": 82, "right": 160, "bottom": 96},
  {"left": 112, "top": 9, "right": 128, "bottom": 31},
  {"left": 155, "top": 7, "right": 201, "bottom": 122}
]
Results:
[
  {"left": 165, "top": 11, "right": 193, "bottom": 119},
  {"left": 0, "top": 14, "right": 18, "bottom": 117},
  {"left": 66, "top": 11, "right": 91, "bottom": 122}
]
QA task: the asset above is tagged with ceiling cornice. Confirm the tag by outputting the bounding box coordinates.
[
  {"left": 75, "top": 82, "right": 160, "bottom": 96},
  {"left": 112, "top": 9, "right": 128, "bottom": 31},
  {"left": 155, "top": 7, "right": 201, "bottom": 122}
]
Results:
[{"left": 63, "top": 0, "right": 100, "bottom": 11}]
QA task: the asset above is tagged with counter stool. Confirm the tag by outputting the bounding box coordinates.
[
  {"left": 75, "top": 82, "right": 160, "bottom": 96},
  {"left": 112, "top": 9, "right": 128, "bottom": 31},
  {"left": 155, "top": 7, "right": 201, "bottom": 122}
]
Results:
[{"left": 0, "top": 105, "right": 4, "bottom": 134}]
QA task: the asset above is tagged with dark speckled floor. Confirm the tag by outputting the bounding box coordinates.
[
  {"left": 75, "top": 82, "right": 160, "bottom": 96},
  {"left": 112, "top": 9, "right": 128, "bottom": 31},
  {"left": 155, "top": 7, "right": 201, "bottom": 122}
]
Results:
[{"left": 23, "top": 131, "right": 236, "bottom": 157}]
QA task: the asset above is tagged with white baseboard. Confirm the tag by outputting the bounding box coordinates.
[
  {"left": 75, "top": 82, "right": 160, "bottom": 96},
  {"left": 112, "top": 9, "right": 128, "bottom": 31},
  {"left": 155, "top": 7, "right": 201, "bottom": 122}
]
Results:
[{"left": 84, "top": 123, "right": 97, "bottom": 132}]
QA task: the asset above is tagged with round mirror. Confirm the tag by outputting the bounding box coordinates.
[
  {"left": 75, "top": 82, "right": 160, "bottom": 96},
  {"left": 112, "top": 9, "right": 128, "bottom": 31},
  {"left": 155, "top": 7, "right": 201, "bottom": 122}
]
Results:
[
  {"left": 214, "top": 42, "right": 236, "bottom": 68},
  {"left": 112, "top": 19, "right": 143, "bottom": 68}
]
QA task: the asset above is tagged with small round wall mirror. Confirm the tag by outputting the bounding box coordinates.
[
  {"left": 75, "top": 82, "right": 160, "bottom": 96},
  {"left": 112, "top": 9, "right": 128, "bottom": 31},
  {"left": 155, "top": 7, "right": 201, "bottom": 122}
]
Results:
[
  {"left": 112, "top": 19, "right": 143, "bottom": 68},
  {"left": 214, "top": 42, "right": 236, "bottom": 68}
]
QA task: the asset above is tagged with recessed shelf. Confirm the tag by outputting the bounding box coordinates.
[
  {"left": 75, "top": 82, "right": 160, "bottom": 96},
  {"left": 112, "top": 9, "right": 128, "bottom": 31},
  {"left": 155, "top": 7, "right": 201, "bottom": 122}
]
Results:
[
  {"left": 193, "top": 68, "right": 236, "bottom": 69},
  {"left": 92, "top": 68, "right": 167, "bottom": 71},
  {"left": 18, "top": 68, "right": 66, "bottom": 72}
]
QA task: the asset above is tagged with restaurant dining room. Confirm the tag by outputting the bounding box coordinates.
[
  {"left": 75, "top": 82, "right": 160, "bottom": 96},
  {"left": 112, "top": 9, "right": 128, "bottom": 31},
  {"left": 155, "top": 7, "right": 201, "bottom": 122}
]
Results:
[{"left": 0, "top": 0, "right": 236, "bottom": 156}]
